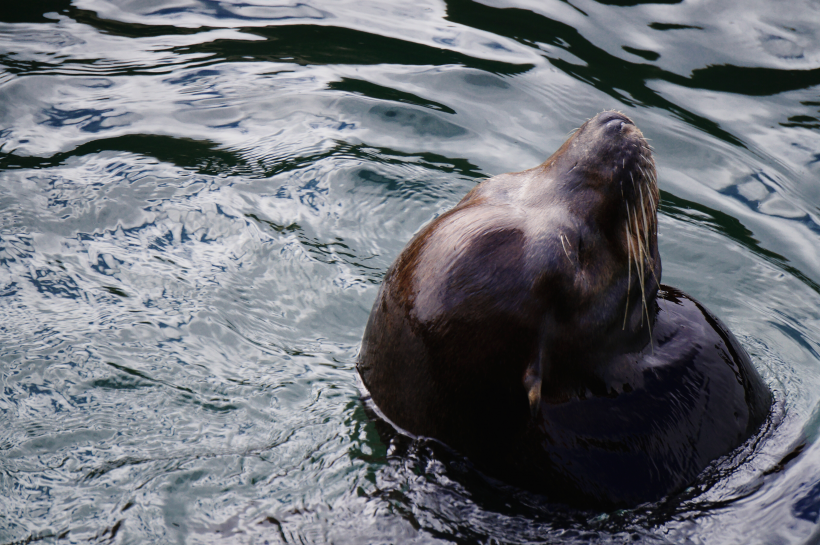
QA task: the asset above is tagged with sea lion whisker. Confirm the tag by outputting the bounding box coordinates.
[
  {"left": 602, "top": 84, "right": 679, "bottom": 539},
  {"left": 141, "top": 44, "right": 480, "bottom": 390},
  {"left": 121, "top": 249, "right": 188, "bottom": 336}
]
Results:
[
  {"left": 633, "top": 213, "right": 648, "bottom": 330},
  {"left": 629, "top": 210, "right": 642, "bottom": 323},
  {"left": 560, "top": 233, "right": 572, "bottom": 263},
  {"left": 636, "top": 232, "right": 655, "bottom": 355},
  {"left": 639, "top": 163, "right": 661, "bottom": 290},
  {"left": 638, "top": 184, "right": 651, "bottom": 260},
  {"left": 644, "top": 168, "right": 657, "bottom": 196},
  {"left": 646, "top": 168, "right": 657, "bottom": 188},
  {"left": 633, "top": 213, "right": 654, "bottom": 353},
  {"left": 642, "top": 274, "right": 654, "bottom": 354},
  {"left": 625, "top": 205, "right": 634, "bottom": 262},
  {"left": 647, "top": 186, "right": 657, "bottom": 215},
  {"left": 638, "top": 165, "right": 650, "bottom": 185},
  {"left": 640, "top": 187, "right": 661, "bottom": 289},
  {"left": 623, "top": 219, "right": 633, "bottom": 330}
]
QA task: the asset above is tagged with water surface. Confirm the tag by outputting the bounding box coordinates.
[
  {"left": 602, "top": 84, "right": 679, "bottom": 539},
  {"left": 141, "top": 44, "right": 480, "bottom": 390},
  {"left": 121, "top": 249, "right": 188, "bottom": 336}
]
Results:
[{"left": 2, "top": 0, "right": 820, "bottom": 543}]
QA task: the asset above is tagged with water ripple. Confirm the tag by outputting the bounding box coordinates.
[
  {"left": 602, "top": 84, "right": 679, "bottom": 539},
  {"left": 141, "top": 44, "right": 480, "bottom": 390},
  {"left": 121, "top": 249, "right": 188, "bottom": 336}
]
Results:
[{"left": 1, "top": 0, "right": 820, "bottom": 543}]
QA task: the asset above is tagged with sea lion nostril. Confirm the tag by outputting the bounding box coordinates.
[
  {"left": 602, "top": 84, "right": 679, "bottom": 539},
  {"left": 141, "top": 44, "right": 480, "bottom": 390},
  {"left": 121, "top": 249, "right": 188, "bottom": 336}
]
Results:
[
  {"left": 597, "top": 110, "right": 632, "bottom": 128},
  {"left": 602, "top": 118, "right": 629, "bottom": 136}
]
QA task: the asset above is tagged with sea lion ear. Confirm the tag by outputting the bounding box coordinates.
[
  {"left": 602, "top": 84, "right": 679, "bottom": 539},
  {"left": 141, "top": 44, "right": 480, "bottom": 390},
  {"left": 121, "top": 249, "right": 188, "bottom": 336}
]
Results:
[{"left": 524, "top": 358, "right": 543, "bottom": 417}]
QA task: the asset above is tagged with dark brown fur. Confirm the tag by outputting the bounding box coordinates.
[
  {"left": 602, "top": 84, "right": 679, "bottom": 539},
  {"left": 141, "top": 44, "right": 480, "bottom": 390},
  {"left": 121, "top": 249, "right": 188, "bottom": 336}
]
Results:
[{"left": 358, "top": 111, "right": 770, "bottom": 507}]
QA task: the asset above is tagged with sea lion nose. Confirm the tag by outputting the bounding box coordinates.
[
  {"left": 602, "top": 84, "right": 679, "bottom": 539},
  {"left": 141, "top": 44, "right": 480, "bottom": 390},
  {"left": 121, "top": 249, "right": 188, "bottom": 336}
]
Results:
[{"left": 597, "top": 111, "right": 633, "bottom": 131}]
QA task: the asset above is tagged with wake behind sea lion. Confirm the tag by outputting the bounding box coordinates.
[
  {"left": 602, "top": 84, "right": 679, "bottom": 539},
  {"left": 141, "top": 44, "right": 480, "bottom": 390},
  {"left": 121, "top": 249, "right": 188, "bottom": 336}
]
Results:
[{"left": 357, "top": 110, "right": 771, "bottom": 507}]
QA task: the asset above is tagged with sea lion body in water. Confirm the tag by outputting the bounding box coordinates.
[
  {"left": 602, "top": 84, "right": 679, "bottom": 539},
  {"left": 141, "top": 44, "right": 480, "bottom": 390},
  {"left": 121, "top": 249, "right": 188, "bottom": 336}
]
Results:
[{"left": 357, "top": 111, "right": 771, "bottom": 507}]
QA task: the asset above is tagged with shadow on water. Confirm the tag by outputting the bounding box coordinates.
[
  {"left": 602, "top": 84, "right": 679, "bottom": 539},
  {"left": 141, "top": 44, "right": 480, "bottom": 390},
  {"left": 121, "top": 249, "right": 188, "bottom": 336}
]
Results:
[
  {"left": 16, "top": 7, "right": 536, "bottom": 76},
  {"left": 443, "top": 0, "right": 745, "bottom": 147},
  {"left": 0, "top": 1, "right": 73, "bottom": 24},
  {"left": 593, "top": 0, "right": 683, "bottom": 5},
  {"left": 660, "top": 191, "right": 820, "bottom": 296},
  {"left": 1, "top": 132, "right": 483, "bottom": 182},
  {"left": 444, "top": 0, "right": 820, "bottom": 146},
  {"left": 0, "top": 134, "right": 241, "bottom": 174},
  {"left": 165, "top": 23, "right": 535, "bottom": 75},
  {"left": 329, "top": 78, "right": 457, "bottom": 114}
]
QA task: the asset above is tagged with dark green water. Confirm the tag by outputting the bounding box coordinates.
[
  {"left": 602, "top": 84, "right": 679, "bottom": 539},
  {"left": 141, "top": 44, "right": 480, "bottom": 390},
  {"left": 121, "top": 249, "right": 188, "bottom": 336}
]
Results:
[{"left": 2, "top": 0, "right": 820, "bottom": 543}]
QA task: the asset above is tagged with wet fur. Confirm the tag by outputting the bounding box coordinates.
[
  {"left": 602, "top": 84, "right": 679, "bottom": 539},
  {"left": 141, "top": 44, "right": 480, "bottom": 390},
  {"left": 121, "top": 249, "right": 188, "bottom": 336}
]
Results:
[{"left": 358, "top": 111, "right": 770, "bottom": 507}]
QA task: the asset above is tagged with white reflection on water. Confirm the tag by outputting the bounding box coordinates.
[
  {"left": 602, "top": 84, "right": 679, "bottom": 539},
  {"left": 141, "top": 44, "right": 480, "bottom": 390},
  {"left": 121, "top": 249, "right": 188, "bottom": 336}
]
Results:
[{"left": 1, "top": 0, "right": 820, "bottom": 543}]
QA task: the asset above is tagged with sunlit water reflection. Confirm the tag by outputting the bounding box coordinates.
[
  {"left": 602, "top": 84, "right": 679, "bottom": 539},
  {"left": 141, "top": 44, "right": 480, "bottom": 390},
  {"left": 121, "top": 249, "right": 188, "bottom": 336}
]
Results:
[{"left": 2, "top": 0, "right": 820, "bottom": 543}]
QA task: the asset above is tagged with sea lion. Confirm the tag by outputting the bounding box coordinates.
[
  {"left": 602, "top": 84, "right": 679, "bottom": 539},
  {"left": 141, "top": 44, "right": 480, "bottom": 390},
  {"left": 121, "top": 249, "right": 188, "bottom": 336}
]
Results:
[{"left": 357, "top": 110, "right": 771, "bottom": 507}]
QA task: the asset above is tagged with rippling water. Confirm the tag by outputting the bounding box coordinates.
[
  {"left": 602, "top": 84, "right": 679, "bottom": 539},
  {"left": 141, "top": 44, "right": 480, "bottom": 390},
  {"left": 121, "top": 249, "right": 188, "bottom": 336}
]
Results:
[{"left": 2, "top": 0, "right": 820, "bottom": 543}]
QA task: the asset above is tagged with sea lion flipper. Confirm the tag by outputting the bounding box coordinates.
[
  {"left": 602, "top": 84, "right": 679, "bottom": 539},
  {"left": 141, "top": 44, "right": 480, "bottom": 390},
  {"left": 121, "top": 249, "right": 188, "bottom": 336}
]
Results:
[
  {"left": 524, "top": 359, "right": 542, "bottom": 416},
  {"left": 524, "top": 349, "right": 549, "bottom": 417},
  {"left": 524, "top": 319, "right": 556, "bottom": 417}
]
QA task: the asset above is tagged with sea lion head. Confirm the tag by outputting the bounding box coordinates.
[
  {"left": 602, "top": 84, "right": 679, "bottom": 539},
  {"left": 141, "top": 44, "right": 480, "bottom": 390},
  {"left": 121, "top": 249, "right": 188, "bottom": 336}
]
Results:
[
  {"left": 512, "top": 111, "right": 662, "bottom": 405},
  {"left": 544, "top": 110, "right": 658, "bottom": 239},
  {"left": 530, "top": 111, "right": 661, "bottom": 354}
]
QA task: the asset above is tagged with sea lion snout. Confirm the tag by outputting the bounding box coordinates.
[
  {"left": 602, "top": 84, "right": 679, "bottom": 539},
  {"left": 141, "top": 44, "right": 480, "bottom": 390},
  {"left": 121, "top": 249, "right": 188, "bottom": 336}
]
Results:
[
  {"left": 578, "top": 110, "right": 637, "bottom": 142},
  {"left": 564, "top": 111, "right": 651, "bottom": 176},
  {"left": 594, "top": 110, "right": 634, "bottom": 131}
]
